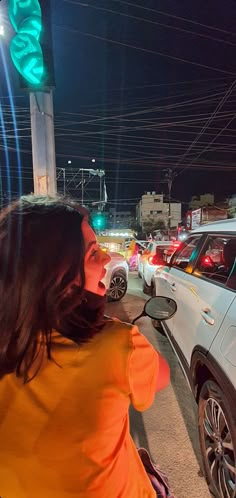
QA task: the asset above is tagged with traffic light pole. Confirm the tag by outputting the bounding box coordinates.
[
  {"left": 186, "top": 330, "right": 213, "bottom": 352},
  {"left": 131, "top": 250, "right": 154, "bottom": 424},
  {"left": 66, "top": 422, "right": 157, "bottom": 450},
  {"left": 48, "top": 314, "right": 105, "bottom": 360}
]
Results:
[{"left": 30, "top": 90, "right": 57, "bottom": 195}]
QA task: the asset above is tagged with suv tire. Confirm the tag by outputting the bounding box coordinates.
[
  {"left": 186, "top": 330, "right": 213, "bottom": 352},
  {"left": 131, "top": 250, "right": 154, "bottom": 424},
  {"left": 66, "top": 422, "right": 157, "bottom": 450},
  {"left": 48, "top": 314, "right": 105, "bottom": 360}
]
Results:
[
  {"left": 108, "top": 271, "right": 127, "bottom": 302},
  {"left": 198, "top": 380, "right": 236, "bottom": 498}
]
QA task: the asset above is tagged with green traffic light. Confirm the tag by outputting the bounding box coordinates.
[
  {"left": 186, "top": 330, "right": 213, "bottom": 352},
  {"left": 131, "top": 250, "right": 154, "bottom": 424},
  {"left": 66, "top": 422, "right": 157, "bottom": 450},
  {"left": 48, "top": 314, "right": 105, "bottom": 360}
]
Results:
[
  {"left": 19, "top": 15, "right": 42, "bottom": 40},
  {"left": 10, "top": 33, "right": 44, "bottom": 86},
  {"left": 92, "top": 213, "right": 106, "bottom": 230},
  {"left": 8, "top": 0, "right": 45, "bottom": 87},
  {"left": 8, "top": 0, "right": 42, "bottom": 35}
]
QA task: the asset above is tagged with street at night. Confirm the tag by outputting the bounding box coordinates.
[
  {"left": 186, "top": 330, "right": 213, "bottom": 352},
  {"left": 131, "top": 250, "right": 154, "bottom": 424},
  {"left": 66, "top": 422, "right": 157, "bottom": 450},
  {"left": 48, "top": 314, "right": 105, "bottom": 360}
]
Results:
[{"left": 1, "top": 0, "right": 236, "bottom": 496}]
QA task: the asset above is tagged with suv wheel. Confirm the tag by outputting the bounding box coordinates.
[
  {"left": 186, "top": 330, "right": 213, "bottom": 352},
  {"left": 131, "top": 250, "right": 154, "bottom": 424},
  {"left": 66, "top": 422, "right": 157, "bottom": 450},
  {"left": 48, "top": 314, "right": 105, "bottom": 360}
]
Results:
[
  {"left": 108, "top": 272, "right": 127, "bottom": 301},
  {"left": 198, "top": 380, "right": 236, "bottom": 498}
]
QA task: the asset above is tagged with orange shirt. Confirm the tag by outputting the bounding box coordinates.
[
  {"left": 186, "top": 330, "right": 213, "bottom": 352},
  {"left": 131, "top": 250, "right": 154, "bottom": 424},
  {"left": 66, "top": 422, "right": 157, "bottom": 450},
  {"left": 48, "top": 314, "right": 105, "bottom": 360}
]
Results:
[{"left": 0, "top": 319, "right": 160, "bottom": 498}]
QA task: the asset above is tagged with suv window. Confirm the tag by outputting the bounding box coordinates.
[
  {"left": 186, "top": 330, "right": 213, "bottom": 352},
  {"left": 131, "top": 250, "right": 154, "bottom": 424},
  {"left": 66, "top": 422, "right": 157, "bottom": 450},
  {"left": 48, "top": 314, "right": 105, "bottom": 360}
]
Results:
[
  {"left": 193, "top": 235, "right": 236, "bottom": 290},
  {"left": 171, "top": 235, "right": 202, "bottom": 271},
  {"left": 155, "top": 245, "right": 170, "bottom": 264}
]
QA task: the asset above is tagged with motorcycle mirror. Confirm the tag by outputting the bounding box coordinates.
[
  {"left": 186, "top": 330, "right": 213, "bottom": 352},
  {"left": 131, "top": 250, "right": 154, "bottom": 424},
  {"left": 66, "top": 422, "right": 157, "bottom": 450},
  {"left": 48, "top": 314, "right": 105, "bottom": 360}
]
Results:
[{"left": 132, "top": 296, "right": 177, "bottom": 324}]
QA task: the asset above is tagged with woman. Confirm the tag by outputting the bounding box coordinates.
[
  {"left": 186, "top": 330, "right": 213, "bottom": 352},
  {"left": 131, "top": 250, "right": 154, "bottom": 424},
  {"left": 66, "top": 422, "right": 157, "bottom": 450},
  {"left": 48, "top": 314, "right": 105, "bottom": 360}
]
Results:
[{"left": 0, "top": 195, "right": 170, "bottom": 498}]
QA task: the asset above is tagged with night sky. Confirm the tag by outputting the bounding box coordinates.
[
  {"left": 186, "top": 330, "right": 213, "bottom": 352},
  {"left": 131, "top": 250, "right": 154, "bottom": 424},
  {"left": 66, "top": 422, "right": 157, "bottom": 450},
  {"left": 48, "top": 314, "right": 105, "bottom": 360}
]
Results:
[{"left": 1, "top": 0, "right": 236, "bottom": 211}]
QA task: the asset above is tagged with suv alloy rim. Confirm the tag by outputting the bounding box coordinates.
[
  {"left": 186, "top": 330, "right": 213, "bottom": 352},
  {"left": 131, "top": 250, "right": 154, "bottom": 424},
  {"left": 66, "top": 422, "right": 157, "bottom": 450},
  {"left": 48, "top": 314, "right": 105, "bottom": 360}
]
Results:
[
  {"left": 203, "top": 397, "right": 236, "bottom": 497},
  {"left": 109, "top": 275, "right": 126, "bottom": 300}
]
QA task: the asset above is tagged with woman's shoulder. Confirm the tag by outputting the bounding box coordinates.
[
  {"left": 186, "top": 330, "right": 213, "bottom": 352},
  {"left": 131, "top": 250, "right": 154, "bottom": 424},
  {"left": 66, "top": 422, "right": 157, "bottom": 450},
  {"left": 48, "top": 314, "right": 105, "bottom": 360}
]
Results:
[
  {"left": 100, "top": 317, "right": 148, "bottom": 351},
  {"left": 98, "top": 316, "right": 142, "bottom": 349}
]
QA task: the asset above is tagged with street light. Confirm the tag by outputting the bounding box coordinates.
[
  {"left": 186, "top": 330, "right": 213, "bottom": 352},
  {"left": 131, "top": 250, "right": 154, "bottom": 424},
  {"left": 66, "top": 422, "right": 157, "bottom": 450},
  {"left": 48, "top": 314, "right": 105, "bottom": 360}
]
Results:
[
  {"left": 68, "top": 160, "right": 72, "bottom": 164},
  {"left": 92, "top": 158, "right": 96, "bottom": 163}
]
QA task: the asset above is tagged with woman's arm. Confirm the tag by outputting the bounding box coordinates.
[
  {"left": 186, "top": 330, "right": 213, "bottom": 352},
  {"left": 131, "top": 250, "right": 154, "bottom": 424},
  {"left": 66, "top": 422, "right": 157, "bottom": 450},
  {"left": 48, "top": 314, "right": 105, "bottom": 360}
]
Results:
[{"left": 155, "top": 353, "right": 170, "bottom": 392}]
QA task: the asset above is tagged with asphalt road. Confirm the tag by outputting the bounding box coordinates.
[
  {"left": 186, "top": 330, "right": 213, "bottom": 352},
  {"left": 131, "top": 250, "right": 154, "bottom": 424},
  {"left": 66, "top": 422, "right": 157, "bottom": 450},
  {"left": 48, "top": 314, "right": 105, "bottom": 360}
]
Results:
[{"left": 105, "top": 272, "right": 211, "bottom": 498}]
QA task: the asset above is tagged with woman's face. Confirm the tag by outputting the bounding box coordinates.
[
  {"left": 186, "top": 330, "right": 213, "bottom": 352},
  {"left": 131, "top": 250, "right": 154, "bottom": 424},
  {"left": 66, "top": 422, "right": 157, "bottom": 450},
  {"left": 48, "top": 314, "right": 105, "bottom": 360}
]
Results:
[{"left": 82, "top": 220, "right": 111, "bottom": 296}]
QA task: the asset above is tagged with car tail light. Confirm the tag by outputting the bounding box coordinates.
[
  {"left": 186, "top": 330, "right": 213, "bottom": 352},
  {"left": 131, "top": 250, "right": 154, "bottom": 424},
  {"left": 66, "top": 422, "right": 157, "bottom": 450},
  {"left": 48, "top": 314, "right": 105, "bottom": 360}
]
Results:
[
  {"left": 202, "top": 255, "right": 214, "bottom": 267},
  {"left": 148, "top": 255, "right": 163, "bottom": 266}
]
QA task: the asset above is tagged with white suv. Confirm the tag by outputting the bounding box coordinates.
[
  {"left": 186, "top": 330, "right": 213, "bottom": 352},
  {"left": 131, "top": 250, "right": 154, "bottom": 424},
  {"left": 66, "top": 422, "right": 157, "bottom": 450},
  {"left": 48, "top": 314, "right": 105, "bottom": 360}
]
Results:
[
  {"left": 103, "top": 251, "right": 129, "bottom": 301},
  {"left": 154, "top": 219, "right": 236, "bottom": 498}
]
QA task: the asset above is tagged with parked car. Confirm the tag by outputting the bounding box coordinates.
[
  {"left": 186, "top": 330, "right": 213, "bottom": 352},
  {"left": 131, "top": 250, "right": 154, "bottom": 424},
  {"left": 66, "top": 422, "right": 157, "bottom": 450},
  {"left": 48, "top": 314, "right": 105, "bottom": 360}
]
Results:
[
  {"left": 102, "top": 250, "right": 129, "bottom": 301},
  {"left": 153, "top": 219, "right": 236, "bottom": 498},
  {"left": 138, "top": 240, "right": 180, "bottom": 294}
]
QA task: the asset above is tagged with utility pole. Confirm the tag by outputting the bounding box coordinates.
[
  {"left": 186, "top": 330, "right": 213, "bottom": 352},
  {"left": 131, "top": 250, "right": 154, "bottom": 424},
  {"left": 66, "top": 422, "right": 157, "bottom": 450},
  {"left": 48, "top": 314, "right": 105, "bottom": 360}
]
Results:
[
  {"left": 165, "top": 168, "right": 175, "bottom": 239},
  {"left": 99, "top": 174, "right": 102, "bottom": 210},
  {"left": 30, "top": 91, "right": 57, "bottom": 195}
]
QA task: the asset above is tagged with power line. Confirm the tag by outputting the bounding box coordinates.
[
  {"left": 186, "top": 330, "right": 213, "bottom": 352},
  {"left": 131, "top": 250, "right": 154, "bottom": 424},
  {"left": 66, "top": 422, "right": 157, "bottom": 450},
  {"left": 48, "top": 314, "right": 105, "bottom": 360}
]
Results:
[
  {"left": 174, "top": 80, "right": 236, "bottom": 173},
  {"left": 53, "top": 89, "right": 229, "bottom": 127},
  {"left": 76, "top": 76, "right": 232, "bottom": 98},
  {"left": 110, "top": 0, "right": 236, "bottom": 37},
  {"left": 64, "top": 0, "right": 236, "bottom": 47},
  {"left": 178, "top": 111, "right": 236, "bottom": 176},
  {"left": 55, "top": 24, "right": 236, "bottom": 76}
]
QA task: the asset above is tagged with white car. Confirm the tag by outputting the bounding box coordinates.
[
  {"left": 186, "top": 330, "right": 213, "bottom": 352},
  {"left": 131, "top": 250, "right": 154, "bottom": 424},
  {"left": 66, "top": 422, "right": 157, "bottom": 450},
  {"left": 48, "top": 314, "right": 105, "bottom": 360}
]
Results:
[
  {"left": 103, "top": 251, "right": 129, "bottom": 301},
  {"left": 138, "top": 241, "right": 180, "bottom": 294},
  {"left": 153, "top": 219, "right": 236, "bottom": 498}
]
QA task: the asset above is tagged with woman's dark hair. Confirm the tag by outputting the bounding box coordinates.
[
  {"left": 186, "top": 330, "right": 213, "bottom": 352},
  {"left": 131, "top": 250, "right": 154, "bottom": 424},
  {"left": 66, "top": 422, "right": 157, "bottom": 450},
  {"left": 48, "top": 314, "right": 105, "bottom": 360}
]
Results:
[{"left": 0, "top": 195, "right": 104, "bottom": 382}]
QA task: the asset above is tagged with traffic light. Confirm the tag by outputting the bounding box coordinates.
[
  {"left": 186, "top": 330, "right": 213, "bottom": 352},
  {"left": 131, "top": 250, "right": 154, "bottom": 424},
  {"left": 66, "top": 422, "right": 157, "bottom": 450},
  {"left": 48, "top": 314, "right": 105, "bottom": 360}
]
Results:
[
  {"left": 91, "top": 212, "right": 107, "bottom": 231},
  {"left": 8, "top": 0, "right": 55, "bottom": 89}
]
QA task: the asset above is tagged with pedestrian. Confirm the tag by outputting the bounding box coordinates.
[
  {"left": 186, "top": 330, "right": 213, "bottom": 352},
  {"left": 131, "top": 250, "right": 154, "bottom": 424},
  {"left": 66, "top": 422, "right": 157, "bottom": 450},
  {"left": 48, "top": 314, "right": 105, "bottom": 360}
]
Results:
[{"left": 0, "top": 195, "right": 170, "bottom": 498}]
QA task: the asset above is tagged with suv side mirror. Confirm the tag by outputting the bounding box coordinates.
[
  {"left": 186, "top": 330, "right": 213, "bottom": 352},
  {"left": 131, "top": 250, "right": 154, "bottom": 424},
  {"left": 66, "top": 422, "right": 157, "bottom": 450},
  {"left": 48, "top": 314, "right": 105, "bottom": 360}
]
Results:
[
  {"left": 132, "top": 296, "right": 177, "bottom": 324},
  {"left": 145, "top": 296, "right": 177, "bottom": 320}
]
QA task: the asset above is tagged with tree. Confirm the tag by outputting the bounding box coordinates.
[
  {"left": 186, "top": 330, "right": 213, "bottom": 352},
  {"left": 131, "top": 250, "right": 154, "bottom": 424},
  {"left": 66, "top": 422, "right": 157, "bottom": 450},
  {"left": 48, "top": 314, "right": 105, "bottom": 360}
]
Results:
[
  {"left": 143, "top": 218, "right": 166, "bottom": 236},
  {"left": 155, "top": 220, "right": 166, "bottom": 231},
  {"left": 130, "top": 218, "right": 142, "bottom": 233}
]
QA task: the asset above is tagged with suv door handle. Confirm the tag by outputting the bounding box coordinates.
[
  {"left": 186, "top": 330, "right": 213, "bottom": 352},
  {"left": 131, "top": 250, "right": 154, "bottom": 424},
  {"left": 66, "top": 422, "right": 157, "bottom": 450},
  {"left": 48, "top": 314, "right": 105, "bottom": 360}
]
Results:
[
  {"left": 201, "top": 309, "right": 215, "bottom": 326},
  {"left": 170, "top": 283, "right": 176, "bottom": 292}
]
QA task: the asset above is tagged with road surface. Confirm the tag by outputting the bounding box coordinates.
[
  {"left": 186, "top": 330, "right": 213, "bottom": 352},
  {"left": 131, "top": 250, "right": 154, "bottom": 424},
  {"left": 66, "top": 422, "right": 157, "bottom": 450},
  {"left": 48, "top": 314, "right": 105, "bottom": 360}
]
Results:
[{"left": 105, "top": 272, "right": 211, "bottom": 498}]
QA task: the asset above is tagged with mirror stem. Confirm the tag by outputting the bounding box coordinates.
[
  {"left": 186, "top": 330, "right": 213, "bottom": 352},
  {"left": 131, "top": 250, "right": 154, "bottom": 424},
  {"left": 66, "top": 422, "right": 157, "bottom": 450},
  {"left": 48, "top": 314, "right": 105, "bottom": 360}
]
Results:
[{"left": 132, "top": 312, "right": 145, "bottom": 325}]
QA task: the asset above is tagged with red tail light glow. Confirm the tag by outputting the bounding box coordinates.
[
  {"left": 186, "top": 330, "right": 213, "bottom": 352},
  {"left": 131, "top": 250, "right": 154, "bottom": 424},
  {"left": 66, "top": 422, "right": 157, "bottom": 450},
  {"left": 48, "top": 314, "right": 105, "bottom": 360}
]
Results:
[
  {"left": 202, "top": 256, "right": 214, "bottom": 267},
  {"left": 148, "top": 255, "right": 163, "bottom": 266},
  {"left": 172, "top": 241, "right": 181, "bottom": 249}
]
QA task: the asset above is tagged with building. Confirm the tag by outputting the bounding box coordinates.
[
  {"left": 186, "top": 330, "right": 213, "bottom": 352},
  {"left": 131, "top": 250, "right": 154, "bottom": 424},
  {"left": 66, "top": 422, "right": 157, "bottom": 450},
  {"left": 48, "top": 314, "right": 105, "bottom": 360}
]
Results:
[
  {"left": 189, "top": 193, "right": 214, "bottom": 209},
  {"left": 136, "top": 192, "right": 181, "bottom": 230},
  {"left": 186, "top": 193, "right": 229, "bottom": 228},
  {"left": 185, "top": 203, "right": 229, "bottom": 230},
  {"left": 201, "top": 206, "right": 228, "bottom": 224},
  {"left": 107, "top": 208, "right": 133, "bottom": 229}
]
